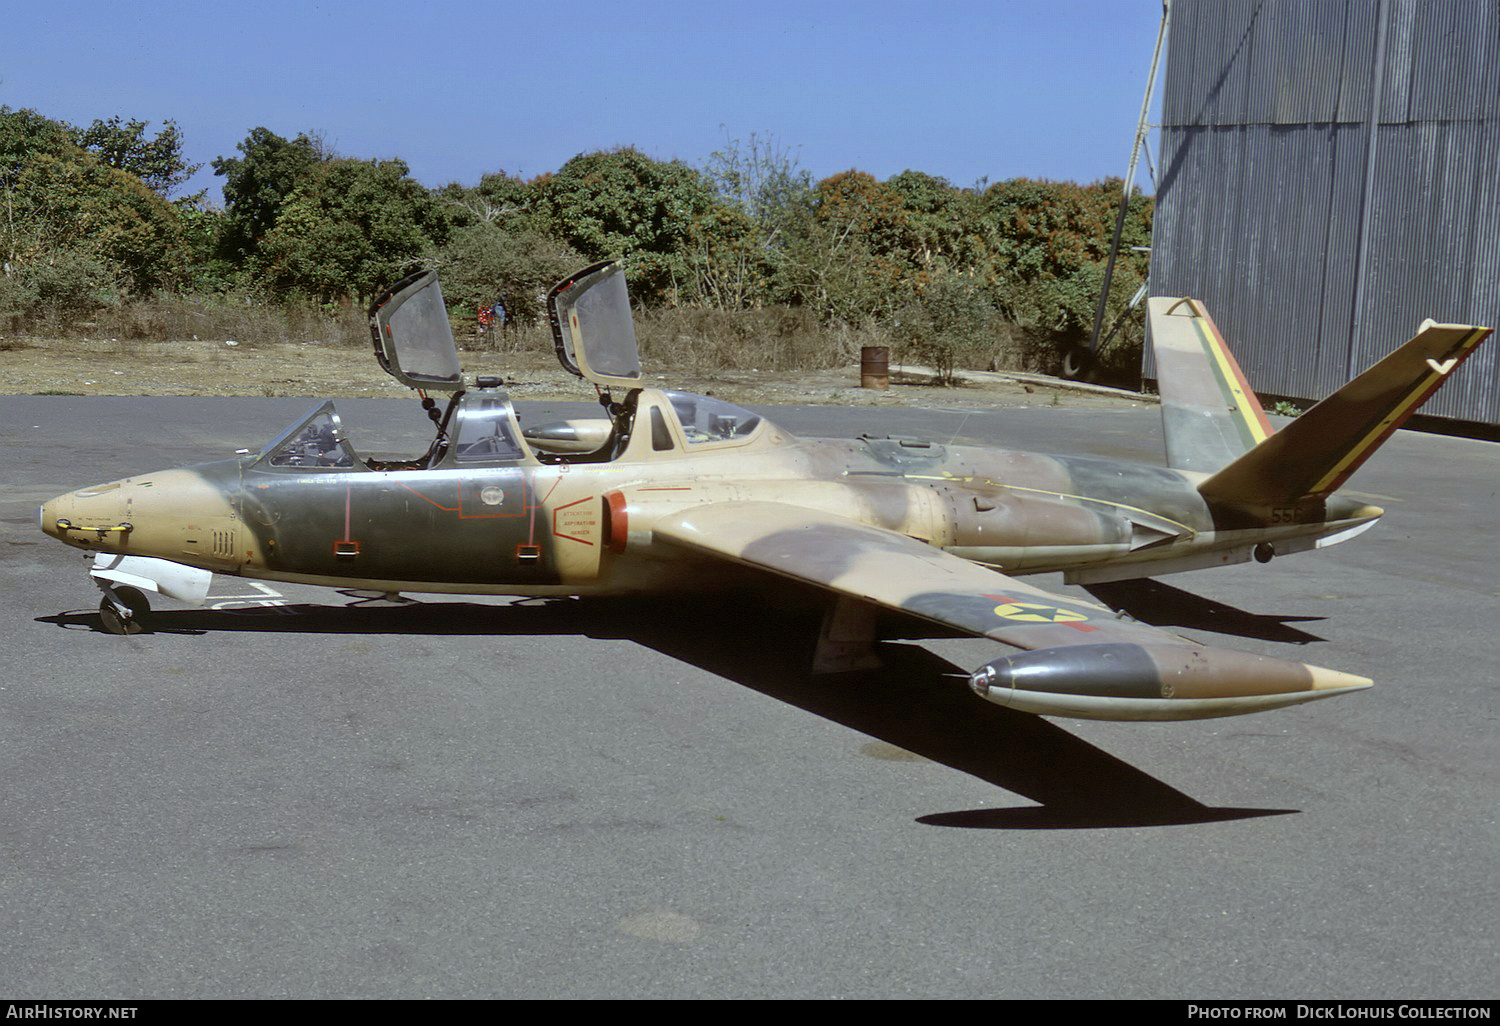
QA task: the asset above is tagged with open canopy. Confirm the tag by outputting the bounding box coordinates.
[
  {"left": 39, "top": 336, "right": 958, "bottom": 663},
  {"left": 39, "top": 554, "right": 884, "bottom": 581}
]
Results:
[
  {"left": 547, "top": 261, "right": 642, "bottom": 392},
  {"left": 369, "top": 270, "right": 465, "bottom": 392},
  {"left": 367, "top": 263, "right": 645, "bottom": 395}
]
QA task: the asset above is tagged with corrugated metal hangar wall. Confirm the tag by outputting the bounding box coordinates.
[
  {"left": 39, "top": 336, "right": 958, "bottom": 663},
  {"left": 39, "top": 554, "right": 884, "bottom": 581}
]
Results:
[{"left": 1147, "top": 0, "right": 1500, "bottom": 423}]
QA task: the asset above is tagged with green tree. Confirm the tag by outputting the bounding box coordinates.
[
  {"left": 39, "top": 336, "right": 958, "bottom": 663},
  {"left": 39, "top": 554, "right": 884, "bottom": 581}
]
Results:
[
  {"left": 684, "top": 200, "right": 763, "bottom": 310},
  {"left": 174, "top": 204, "right": 233, "bottom": 294},
  {"left": 534, "top": 148, "right": 720, "bottom": 303},
  {"left": 70, "top": 116, "right": 203, "bottom": 202},
  {"left": 704, "top": 132, "right": 814, "bottom": 246},
  {"left": 0, "top": 106, "right": 72, "bottom": 182},
  {"left": 255, "top": 156, "right": 447, "bottom": 301},
  {"left": 981, "top": 178, "right": 1151, "bottom": 338},
  {"left": 701, "top": 132, "right": 814, "bottom": 307},
  {"left": 885, "top": 170, "right": 992, "bottom": 278},
  {"left": 212, "top": 127, "right": 323, "bottom": 264},
  {"left": 0, "top": 107, "right": 186, "bottom": 312},
  {"left": 433, "top": 222, "right": 584, "bottom": 324},
  {"left": 773, "top": 171, "right": 912, "bottom": 321},
  {"left": 812, "top": 171, "right": 911, "bottom": 264},
  {"left": 437, "top": 170, "right": 531, "bottom": 229}
]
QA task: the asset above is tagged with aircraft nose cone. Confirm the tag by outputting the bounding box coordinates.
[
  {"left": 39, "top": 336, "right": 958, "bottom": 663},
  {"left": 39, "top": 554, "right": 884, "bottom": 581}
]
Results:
[
  {"left": 968, "top": 662, "right": 1004, "bottom": 700},
  {"left": 39, "top": 497, "right": 63, "bottom": 538},
  {"left": 38, "top": 482, "right": 127, "bottom": 547},
  {"left": 42, "top": 463, "right": 247, "bottom": 567},
  {"left": 39, "top": 491, "right": 81, "bottom": 540}
]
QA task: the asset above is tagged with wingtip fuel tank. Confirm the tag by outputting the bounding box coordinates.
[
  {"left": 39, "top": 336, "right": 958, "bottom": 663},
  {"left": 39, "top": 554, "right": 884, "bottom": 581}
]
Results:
[{"left": 968, "top": 643, "right": 1373, "bottom": 721}]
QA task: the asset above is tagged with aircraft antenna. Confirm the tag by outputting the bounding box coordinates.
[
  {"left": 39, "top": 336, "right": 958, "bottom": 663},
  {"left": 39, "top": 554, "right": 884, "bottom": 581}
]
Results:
[{"left": 945, "top": 410, "right": 973, "bottom": 448}]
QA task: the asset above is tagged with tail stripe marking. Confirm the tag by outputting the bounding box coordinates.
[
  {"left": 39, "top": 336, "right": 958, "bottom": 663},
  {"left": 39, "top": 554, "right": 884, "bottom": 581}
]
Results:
[
  {"left": 1307, "top": 326, "right": 1489, "bottom": 495},
  {"left": 1192, "top": 309, "right": 1272, "bottom": 450}
]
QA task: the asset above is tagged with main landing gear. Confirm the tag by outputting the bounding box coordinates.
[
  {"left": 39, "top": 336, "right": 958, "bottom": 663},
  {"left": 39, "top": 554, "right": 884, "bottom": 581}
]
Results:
[{"left": 98, "top": 584, "right": 150, "bottom": 636}]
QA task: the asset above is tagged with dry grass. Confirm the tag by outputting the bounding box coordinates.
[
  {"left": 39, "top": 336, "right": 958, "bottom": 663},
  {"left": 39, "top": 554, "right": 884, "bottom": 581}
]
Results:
[
  {"left": 59, "top": 293, "right": 369, "bottom": 348},
  {"left": 13, "top": 292, "right": 1123, "bottom": 376},
  {"left": 1, "top": 294, "right": 1145, "bottom": 399},
  {"left": 457, "top": 304, "right": 880, "bottom": 374},
  {"left": 637, "top": 305, "right": 840, "bottom": 372}
]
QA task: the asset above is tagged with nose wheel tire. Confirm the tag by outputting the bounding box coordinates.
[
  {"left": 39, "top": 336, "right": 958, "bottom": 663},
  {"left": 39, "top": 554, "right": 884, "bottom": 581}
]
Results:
[{"left": 99, "top": 585, "right": 151, "bottom": 636}]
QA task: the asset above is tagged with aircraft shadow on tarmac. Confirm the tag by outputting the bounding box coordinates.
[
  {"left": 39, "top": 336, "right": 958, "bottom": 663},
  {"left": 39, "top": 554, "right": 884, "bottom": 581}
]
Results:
[
  {"left": 1084, "top": 578, "right": 1328, "bottom": 645},
  {"left": 39, "top": 593, "right": 1301, "bottom": 829}
]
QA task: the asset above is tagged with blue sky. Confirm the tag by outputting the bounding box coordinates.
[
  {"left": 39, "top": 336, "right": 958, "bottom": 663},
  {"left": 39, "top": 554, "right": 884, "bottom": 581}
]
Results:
[{"left": 2, "top": 0, "right": 1167, "bottom": 204}]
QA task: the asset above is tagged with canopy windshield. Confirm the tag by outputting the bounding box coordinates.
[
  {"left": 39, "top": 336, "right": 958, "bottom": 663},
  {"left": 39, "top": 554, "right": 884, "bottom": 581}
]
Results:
[
  {"left": 369, "top": 270, "right": 464, "bottom": 391},
  {"left": 665, "top": 391, "right": 763, "bottom": 445},
  {"left": 252, "top": 401, "right": 359, "bottom": 470},
  {"left": 547, "top": 262, "right": 642, "bottom": 391}
]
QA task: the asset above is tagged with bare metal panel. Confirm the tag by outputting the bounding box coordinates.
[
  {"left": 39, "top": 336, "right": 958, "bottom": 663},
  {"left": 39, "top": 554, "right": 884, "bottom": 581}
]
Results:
[{"left": 1150, "top": 0, "right": 1500, "bottom": 424}]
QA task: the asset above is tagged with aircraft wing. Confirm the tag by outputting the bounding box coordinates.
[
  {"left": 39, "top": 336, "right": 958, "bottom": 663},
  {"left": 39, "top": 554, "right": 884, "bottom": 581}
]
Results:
[{"left": 651, "top": 501, "right": 1371, "bottom": 721}]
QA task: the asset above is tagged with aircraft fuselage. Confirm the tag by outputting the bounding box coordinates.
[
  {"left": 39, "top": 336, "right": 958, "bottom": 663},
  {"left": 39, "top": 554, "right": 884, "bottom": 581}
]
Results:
[{"left": 38, "top": 420, "right": 1378, "bottom": 599}]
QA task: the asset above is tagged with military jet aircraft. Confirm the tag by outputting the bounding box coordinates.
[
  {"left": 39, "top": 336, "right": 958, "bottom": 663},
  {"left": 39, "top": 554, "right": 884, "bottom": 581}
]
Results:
[{"left": 39, "top": 261, "right": 1491, "bottom": 721}]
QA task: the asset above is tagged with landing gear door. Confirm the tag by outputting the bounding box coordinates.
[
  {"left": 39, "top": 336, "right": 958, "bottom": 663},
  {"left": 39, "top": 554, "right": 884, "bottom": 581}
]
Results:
[
  {"left": 547, "top": 261, "right": 642, "bottom": 392},
  {"left": 369, "top": 270, "right": 465, "bottom": 392}
]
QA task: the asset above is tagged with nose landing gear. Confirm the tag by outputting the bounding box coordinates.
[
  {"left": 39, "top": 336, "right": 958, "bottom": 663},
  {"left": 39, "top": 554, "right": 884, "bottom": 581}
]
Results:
[
  {"left": 86, "top": 555, "right": 212, "bottom": 634},
  {"left": 98, "top": 584, "right": 151, "bottom": 636}
]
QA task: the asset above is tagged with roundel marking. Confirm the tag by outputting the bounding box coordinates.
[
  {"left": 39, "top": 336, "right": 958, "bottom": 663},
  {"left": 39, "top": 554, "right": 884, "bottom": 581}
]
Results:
[{"left": 991, "top": 601, "right": 1089, "bottom": 624}]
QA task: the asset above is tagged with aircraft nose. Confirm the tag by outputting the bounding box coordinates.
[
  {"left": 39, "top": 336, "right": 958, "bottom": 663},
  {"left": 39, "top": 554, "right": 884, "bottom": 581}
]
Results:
[
  {"left": 41, "top": 464, "right": 248, "bottom": 567},
  {"left": 39, "top": 482, "right": 128, "bottom": 545}
]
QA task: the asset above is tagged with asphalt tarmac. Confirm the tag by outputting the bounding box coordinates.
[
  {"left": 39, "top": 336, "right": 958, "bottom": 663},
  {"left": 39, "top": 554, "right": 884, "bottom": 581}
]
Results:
[{"left": 1, "top": 395, "right": 1496, "bottom": 999}]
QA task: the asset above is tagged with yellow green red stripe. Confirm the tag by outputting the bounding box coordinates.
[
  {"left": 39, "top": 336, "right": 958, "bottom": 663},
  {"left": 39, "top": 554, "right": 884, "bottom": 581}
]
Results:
[
  {"left": 1189, "top": 304, "right": 1272, "bottom": 449},
  {"left": 1308, "top": 326, "right": 1489, "bottom": 495}
]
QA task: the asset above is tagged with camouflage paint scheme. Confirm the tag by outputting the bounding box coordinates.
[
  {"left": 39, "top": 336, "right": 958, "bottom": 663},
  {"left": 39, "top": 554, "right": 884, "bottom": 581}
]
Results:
[{"left": 39, "top": 267, "right": 1492, "bottom": 722}]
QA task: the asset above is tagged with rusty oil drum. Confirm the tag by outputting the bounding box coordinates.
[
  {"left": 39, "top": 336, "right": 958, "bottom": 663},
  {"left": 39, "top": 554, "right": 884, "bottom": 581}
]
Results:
[{"left": 860, "top": 346, "right": 890, "bottom": 390}]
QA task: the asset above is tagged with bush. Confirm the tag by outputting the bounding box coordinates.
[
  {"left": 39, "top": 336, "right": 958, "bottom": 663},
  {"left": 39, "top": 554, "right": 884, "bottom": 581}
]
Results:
[
  {"left": 635, "top": 304, "right": 840, "bottom": 372},
  {"left": 433, "top": 223, "right": 584, "bottom": 327},
  {"left": 0, "top": 249, "right": 119, "bottom": 327},
  {"left": 891, "top": 272, "right": 998, "bottom": 385}
]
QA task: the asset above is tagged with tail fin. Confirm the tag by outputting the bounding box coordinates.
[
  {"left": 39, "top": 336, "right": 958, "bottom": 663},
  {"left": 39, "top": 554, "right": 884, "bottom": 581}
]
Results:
[
  {"left": 1148, "top": 297, "right": 1273, "bottom": 474},
  {"left": 1198, "top": 319, "right": 1491, "bottom": 514}
]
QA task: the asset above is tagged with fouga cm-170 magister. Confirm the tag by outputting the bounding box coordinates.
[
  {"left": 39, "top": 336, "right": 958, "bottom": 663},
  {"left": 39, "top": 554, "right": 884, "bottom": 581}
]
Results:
[{"left": 39, "top": 262, "right": 1491, "bottom": 720}]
